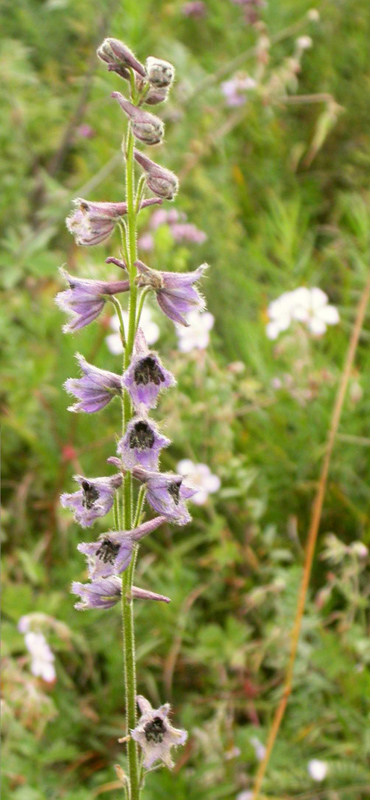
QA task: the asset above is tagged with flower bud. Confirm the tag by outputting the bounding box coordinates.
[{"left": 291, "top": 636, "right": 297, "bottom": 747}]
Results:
[
  {"left": 144, "top": 86, "right": 170, "bottom": 105},
  {"left": 134, "top": 149, "right": 178, "bottom": 200},
  {"left": 97, "top": 38, "right": 145, "bottom": 80},
  {"left": 112, "top": 92, "right": 164, "bottom": 145},
  {"left": 145, "top": 57, "right": 175, "bottom": 88}
]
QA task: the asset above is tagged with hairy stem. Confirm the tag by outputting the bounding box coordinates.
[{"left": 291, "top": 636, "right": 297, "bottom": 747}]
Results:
[{"left": 121, "top": 119, "right": 140, "bottom": 800}]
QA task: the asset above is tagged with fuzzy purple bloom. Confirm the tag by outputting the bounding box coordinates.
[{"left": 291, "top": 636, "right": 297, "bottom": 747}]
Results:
[
  {"left": 134, "top": 149, "right": 179, "bottom": 200},
  {"left": 66, "top": 197, "right": 162, "bottom": 246},
  {"left": 72, "top": 576, "right": 170, "bottom": 610},
  {"left": 112, "top": 92, "right": 164, "bottom": 144},
  {"left": 118, "top": 416, "right": 171, "bottom": 469},
  {"left": 55, "top": 269, "right": 129, "bottom": 333},
  {"left": 97, "top": 38, "right": 146, "bottom": 80},
  {"left": 77, "top": 516, "right": 166, "bottom": 578},
  {"left": 133, "top": 466, "right": 197, "bottom": 525},
  {"left": 122, "top": 330, "right": 175, "bottom": 410},
  {"left": 60, "top": 473, "right": 122, "bottom": 527},
  {"left": 136, "top": 260, "right": 207, "bottom": 326},
  {"left": 65, "top": 354, "right": 122, "bottom": 413},
  {"left": 130, "top": 696, "right": 188, "bottom": 769}
]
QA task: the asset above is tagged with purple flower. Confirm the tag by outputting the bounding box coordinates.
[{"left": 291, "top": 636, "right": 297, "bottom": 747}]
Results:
[
  {"left": 134, "top": 150, "right": 179, "bottom": 201},
  {"left": 170, "top": 223, "right": 207, "bottom": 245},
  {"left": 182, "top": 1, "right": 207, "bottom": 17},
  {"left": 60, "top": 473, "right": 122, "bottom": 527},
  {"left": 66, "top": 197, "right": 161, "bottom": 246},
  {"left": 77, "top": 516, "right": 166, "bottom": 577},
  {"left": 112, "top": 92, "right": 164, "bottom": 145},
  {"left": 97, "top": 38, "right": 146, "bottom": 80},
  {"left": 136, "top": 260, "right": 207, "bottom": 326},
  {"left": 72, "top": 576, "right": 170, "bottom": 610},
  {"left": 55, "top": 269, "right": 130, "bottom": 333},
  {"left": 130, "top": 695, "right": 187, "bottom": 769},
  {"left": 65, "top": 354, "right": 122, "bottom": 413},
  {"left": 133, "top": 466, "right": 197, "bottom": 526},
  {"left": 118, "top": 416, "right": 171, "bottom": 469},
  {"left": 122, "top": 330, "right": 175, "bottom": 410}
]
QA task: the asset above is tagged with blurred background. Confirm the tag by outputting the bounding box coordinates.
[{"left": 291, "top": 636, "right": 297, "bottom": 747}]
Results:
[{"left": 1, "top": 0, "right": 370, "bottom": 798}]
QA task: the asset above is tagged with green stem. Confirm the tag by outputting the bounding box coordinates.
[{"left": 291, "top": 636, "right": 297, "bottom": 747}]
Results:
[{"left": 121, "top": 120, "right": 140, "bottom": 800}]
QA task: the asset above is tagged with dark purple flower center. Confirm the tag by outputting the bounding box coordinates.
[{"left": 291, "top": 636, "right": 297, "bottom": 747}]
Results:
[
  {"left": 168, "top": 480, "right": 181, "bottom": 505},
  {"left": 144, "top": 716, "right": 166, "bottom": 743},
  {"left": 129, "top": 421, "right": 155, "bottom": 450},
  {"left": 82, "top": 481, "right": 100, "bottom": 509},
  {"left": 134, "top": 356, "right": 165, "bottom": 387},
  {"left": 96, "top": 538, "right": 120, "bottom": 564}
]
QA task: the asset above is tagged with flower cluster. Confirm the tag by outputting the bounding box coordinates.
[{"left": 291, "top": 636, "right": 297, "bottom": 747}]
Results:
[
  {"left": 266, "top": 287, "right": 340, "bottom": 340},
  {"left": 57, "top": 38, "right": 218, "bottom": 785}
]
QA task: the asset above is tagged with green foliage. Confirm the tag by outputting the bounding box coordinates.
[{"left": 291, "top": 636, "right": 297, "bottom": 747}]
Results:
[{"left": 1, "top": 0, "right": 370, "bottom": 798}]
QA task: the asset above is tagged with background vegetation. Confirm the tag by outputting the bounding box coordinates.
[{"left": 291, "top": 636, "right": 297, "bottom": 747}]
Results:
[{"left": 1, "top": 0, "right": 370, "bottom": 798}]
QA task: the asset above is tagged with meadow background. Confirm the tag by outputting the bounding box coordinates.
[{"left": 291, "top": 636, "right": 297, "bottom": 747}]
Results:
[{"left": 1, "top": 0, "right": 370, "bottom": 798}]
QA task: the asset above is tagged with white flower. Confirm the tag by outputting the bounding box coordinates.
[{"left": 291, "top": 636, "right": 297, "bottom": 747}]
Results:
[
  {"left": 176, "top": 310, "right": 214, "bottom": 352},
  {"left": 250, "top": 736, "right": 266, "bottom": 761},
  {"left": 266, "top": 287, "right": 339, "bottom": 339},
  {"left": 296, "top": 35, "right": 313, "bottom": 50},
  {"left": 307, "top": 759, "right": 328, "bottom": 781},
  {"left": 106, "top": 305, "right": 160, "bottom": 354},
  {"left": 177, "top": 459, "right": 220, "bottom": 505},
  {"left": 18, "top": 615, "right": 31, "bottom": 633},
  {"left": 236, "top": 793, "right": 253, "bottom": 800},
  {"left": 129, "top": 695, "right": 187, "bottom": 769},
  {"left": 24, "top": 631, "right": 56, "bottom": 683}
]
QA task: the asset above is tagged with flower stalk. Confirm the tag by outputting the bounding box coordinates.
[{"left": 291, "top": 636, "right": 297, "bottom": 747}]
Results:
[{"left": 61, "top": 40, "right": 196, "bottom": 800}]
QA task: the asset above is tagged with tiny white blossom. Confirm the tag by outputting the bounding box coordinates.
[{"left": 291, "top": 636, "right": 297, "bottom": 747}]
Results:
[
  {"left": 236, "top": 793, "right": 253, "bottom": 800},
  {"left": 24, "top": 631, "right": 56, "bottom": 683},
  {"left": 176, "top": 309, "right": 214, "bottom": 352},
  {"left": 308, "top": 759, "right": 328, "bottom": 781},
  {"left": 177, "top": 459, "right": 220, "bottom": 505},
  {"left": 130, "top": 695, "right": 187, "bottom": 769},
  {"left": 266, "top": 287, "right": 339, "bottom": 339},
  {"left": 296, "top": 35, "right": 313, "bottom": 50},
  {"left": 106, "top": 306, "right": 160, "bottom": 354},
  {"left": 250, "top": 736, "right": 266, "bottom": 761}
]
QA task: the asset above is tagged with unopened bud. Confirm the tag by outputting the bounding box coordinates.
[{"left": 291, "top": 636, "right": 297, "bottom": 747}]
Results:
[
  {"left": 145, "top": 86, "right": 170, "bottom": 105},
  {"left": 145, "top": 56, "right": 175, "bottom": 88},
  {"left": 134, "top": 149, "right": 179, "bottom": 200},
  {"left": 112, "top": 92, "right": 164, "bottom": 145},
  {"left": 97, "top": 39, "right": 145, "bottom": 80}
]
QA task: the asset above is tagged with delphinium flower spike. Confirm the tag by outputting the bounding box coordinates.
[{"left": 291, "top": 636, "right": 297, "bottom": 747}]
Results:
[{"left": 60, "top": 35, "right": 213, "bottom": 796}]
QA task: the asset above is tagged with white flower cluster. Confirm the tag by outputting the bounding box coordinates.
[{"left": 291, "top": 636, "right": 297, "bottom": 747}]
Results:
[{"left": 266, "top": 287, "right": 339, "bottom": 340}]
